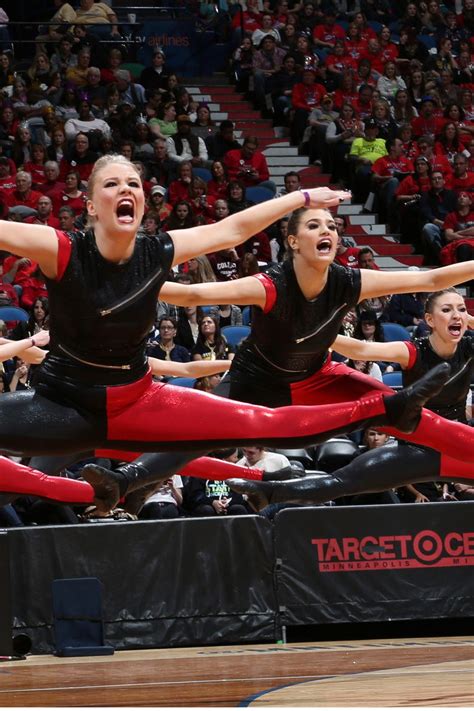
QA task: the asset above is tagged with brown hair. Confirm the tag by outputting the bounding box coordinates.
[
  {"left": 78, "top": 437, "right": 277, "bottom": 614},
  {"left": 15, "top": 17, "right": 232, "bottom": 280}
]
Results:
[{"left": 424, "top": 287, "right": 462, "bottom": 314}]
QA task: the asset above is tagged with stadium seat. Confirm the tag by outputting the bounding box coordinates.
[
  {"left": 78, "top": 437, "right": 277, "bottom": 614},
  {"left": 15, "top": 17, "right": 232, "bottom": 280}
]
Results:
[
  {"left": 167, "top": 377, "right": 196, "bottom": 388},
  {"left": 382, "top": 371, "right": 403, "bottom": 387},
  {"left": 0, "top": 306, "right": 29, "bottom": 322},
  {"left": 273, "top": 448, "right": 314, "bottom": 469},
  {"left": 192, "top": 167, "right": 212, "bottom": 182},
  {"left": 245, "top": 186, "right": 273, "bottom": 204},
  {"left": 313, "top": 437, "right": 358, "bottom": 473},
  {"left": 241, "top": 306, "right": 251, "bottom": 326},
  {"left": 221, "top": 325, "right": 250, "bottom": 348},
  {"left": 382, "top": 322, "right": 411, "bottom": 342}
]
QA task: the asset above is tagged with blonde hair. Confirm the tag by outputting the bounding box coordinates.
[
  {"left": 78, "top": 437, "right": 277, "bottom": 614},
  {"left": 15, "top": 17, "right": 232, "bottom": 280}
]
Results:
[{"left": 86, "top": 154, "right": 141, "bottom": 227}]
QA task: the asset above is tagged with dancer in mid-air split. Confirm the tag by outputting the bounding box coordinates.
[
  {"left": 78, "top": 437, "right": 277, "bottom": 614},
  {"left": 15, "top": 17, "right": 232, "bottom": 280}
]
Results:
[
  {"left": 67, "top": 199, "right": 474, "bottom": 513},
  {"left": 228, "top": 287, "right": 474, "bottom": 509},
  {"left": 0, "top": 154, "right": 449, "bottom": 511}
]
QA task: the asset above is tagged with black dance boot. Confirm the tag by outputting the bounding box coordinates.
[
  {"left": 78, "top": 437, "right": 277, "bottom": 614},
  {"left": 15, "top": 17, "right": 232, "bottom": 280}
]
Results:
[{"left": 383, "top": 363, "right": 450, "bottom": 433}]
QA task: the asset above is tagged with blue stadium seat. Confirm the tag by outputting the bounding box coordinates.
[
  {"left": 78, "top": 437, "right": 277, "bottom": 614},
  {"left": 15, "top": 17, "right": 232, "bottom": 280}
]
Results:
[
  {"left": 419, "top": 35, "right": 437, "bottom": 50},
  {"left": 168, "top": 377, "right": 196, "bottom": 388},
  {"left": 0, "top": 306, "right": 29, "bottom": 322},
  {"left": 383, "top": 371, "right": 403, "bottom": 388},
  {"left": 382, "top": 322, "right": 411, "bottom": 342},
  {"left": 241, "top": 306, "right": 251, "bottom": 326},
  {"left": 192, "top": 167, "right": 212, "bottom": 182},
  {"left": 245, "top": 186, "right": 273, "bottom": 204},
  {"left": 221, "top": 325, "right": 251, "bottom": 348}
]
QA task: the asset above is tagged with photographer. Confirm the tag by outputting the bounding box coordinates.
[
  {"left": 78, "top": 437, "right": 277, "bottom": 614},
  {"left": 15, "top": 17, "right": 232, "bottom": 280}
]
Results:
[{"left": 223, "top": 135, "right": 276, "bottom": 193}]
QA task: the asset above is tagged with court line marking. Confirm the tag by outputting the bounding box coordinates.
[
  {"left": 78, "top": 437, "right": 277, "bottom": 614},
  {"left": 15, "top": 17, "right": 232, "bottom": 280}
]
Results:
[{"left": 1, "top": 667, "right": 472, "bottom": 696}]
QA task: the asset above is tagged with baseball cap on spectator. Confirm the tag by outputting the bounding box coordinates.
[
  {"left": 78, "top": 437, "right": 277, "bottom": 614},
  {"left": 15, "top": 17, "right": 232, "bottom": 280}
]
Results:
[
  {"left": 8, "top": 206, "right": 38, "bottom": 219},
  {"left": 421, "top": 95, "right": 437, "bottom": 104},
  {"left": 151, "top": 185, "right": 166, "bottom": 196},
  {"left": 364, "top": 118, "right": 377, "bottom": 129}
]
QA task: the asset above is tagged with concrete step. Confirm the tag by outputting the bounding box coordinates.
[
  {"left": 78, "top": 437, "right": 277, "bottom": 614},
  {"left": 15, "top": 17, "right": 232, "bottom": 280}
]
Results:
[
  {"left": 366, "top": 244, "right": 414, "bottom": 256},
  {"left": 338, "top": 204, "right": 364, "bottom": 215},
  {"left": 348, "top": 224, "right": 387, "bottom": 235},
  {"left": 348, "top": 214, "right": 376, "bottom": 225},
  {"left": 263, "top": 146, "right": 299, "bottom": 156},
  {"left": 376, "top": 255, "right": 424, "bottom": 268},
  {"left": 265, "top": 156, "right": 309, "bottom": 167}
]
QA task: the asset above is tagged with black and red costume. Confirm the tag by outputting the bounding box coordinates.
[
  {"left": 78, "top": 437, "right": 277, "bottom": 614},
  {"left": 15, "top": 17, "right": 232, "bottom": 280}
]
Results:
[{"left": 0, "top": 231, "right": 426, "bottom": 504}]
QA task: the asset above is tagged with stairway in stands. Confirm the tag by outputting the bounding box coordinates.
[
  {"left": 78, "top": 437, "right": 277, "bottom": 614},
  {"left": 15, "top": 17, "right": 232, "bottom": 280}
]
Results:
[{"left": 187, "top": 77, "right": 474, "bottom": 313}]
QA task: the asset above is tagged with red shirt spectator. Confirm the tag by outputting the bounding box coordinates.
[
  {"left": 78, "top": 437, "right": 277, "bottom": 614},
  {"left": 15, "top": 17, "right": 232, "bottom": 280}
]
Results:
[
  {"left": 291, "top": 73, "right": 326, "bottom": 111},
  {"left": 335, "top": 246, "right": 360, "bottom": 268},
  {"left": 236, "top": 231, "right": 271, "bottom": 262},
  {"left": 5, "top": 171, "right": 43, "bottom": 211},
  {"left": 312, "top": 19, "right": 345, "bottom": 49},
  {"left": 223, "top": 138, "right": 270, "bottom": 187},
  {"left": 371, "top": 154, "right": 414, "bottom": 178},
  {"left": 25, "top": 196, "right": 60, "bottom": 228},
  {"left": 396, "top": 174, "right": 431, "bottom": 197}
]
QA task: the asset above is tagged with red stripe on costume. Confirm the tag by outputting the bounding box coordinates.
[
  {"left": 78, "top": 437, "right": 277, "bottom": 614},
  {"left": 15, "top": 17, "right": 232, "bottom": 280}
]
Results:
[
  {"left": 404, "top": 341, "right": 418, "bottom": 370},
  {"left": 54, "top": 230, "right": 73, "bottom": 281},
  {"left": 253, "top": 273, "right": 277, "bottom": 313}
]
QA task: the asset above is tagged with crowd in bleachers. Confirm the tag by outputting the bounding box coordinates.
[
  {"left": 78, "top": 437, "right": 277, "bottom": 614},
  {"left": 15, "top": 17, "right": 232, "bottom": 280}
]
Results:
[
  {"left": 230, "top": 0, "right": 474, "bottom": 274},
  {"left": 0, "top": 0, "right": 472, "bottom": 527}
]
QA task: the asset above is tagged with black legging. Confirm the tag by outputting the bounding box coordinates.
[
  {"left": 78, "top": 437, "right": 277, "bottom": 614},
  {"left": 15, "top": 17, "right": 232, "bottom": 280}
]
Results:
[{"left": 242, "top": 443, "right": 443, "bottom": 505}]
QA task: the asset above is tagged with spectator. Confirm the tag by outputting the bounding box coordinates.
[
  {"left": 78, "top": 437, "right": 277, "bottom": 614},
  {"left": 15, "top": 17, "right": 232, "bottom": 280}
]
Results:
[
  {"left": 24, "top": 196, "right": 60, "bottom": 228},
  {"left": 207, "top": 160, "right": 230, "bottom": 201},
  {"left": 185, "top": 449, "right": 251, "bottom": 517},
  {"left": 166, "top": 115, "right": 208, "bottom": 168},
  {"left": 36, "top": 0, "right": 77, "bottom": 45},
  {"left": 46, "top": 125, "right": 67, "bottom": 163},
  {"left": 167, "top": 161, "right": 193, "bottom": 205},
  {"left": 175, "top": 304, "right": 204, "bottom": 352},
  {"left": 23, "top": 144, "right": 48, "bottom": 189},
  {"left": 224, "top": 135, "right": 275, "bottom": 193},
  {"left": 115, "top": 70, "right": 147, "bottom": 111},
  {"left": 148, "top": 101, "right": 177, "bottom": 141},
  {"left": 232, "top": 37, "right": 255, "bottom": 94},
  {"left": 174, "top": 87, "right": 198, "bottom": 121},
  {"left": 147, "top": 316, "right": 190, "bottom": 362},
  {"left": 139, "top": 475, "right": 183, "bottom": 520},
  {"left": 5, "top": 171, "right": 42, "bottom": 211},
  {"left": 65, "top": 46, "right": 91, "bottom": 88},
  {"left": 305, "top": 94, "right": 339, "bottom": 168},
  {"left": 59, "top": 132, "right": 98, "bottom": 181},
  {"left": 252, "top": 13, "right": 281, "bottom": 47},
  {"left": 371, "top": 100, "right": 398, "bottom": 142},
  {"left": 64, "top": 98, "right": 111, "bottom": 144},
  {"left": 227, "top": 180, "right": 254, "bottom": 214},
  {"left": 290, "top": 67, "right": 326, "bottom": 146},
  {"left": 163, "top": 200, "right": 196, "bottom": 230},
  {"left": 205, "top": 120, "right": 240, "bottom": 162},
  {"left": 395, "top": 155, "right": 432, "bottom": 244},
  {"left": 192, "top": 104, "right": 217, "bottom": 142},
  {"left": 348, "top": 118, "right": 388, "bottom": 202},
  {"left": 237, "top": 445, "right": 292, "bottom": 473},
  {"left": 416, "top": 135, "right": 453, "bottom": 187},
  {"left": 391, "top": 90, "right": 418, "bottom": 128},
  {"left": 207, "top": 201, "right": 241, "bottom": 281},
  {"left": 419, "top": 171, "right": 458, "bottom": 264},
  {"left": 185, "top": 255, "right": 216, "bottom": 284},
  {"left": 377, "top": 62, "right": 407, "bottom": 102},
  {"left": 370, "top": 136, "right": 414, "bottom": 226},
  {"left": 146, "top": 185, "right": 172, "bottom": 224},
  {"left": 312, "top": 9, "right": 345, "bottom": 52},
  {"left": 192, "top": 315, "right": 232, "bottom": 361},
  {"left": 52, "top": 169, "right": 86, "bottom": 216},
  {"left": 189, "top": 176, "right": 216, "bottom": 221},
  {"left": 439, "top": 192, "right": 474, "bottom": 279},
  {"left": 335, "top": 224, "right": 360, "bottom": 269},
  {"left": 57, "top": 205, "right": 76, "bottom": 231},
  {"left": 50, "top": 34, "right": 78, "bottom": 77},
  {"left": 326, "top": 103, "right": 364, "bottom": 183},
  {"left": 209, "top": 303, "right": 243, "bottom": 328},
  {"left": 270, "top": 53, "right": 300, "bottom": 128},
  {"left": 384, "top": 292, "right": 425, "bottom": 331},
  {"left": 435, "top": 121, "right": 467, "bottom": 166},
  {"left": 353, "top": 309, "right": 384, "bottom": 343},
  {"left": 74, "top": 0, "right": 120, "bottom": 39},
  {"left": 252, "top": 35, "right": 286, "bottom": 114},
  {"left": 451, "top": 154, "right": 474, "bottom": 195},
  {"left": 349, "top": 428, "right": 401, "bottom": 505},
  {"left": 411, "top": 96, "right": 444, "bottom": 139},
  {"left": 140, "top": 47, "right": 169, "bottom": 96},
  {"left": 146, "top": 138, "right": 176, "bottom": 187}
]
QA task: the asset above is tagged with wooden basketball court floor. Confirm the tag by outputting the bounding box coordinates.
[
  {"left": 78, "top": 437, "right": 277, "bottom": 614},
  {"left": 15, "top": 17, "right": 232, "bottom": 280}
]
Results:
[{"left": 0, "top": 635, "right": 472, "bottom": 706}]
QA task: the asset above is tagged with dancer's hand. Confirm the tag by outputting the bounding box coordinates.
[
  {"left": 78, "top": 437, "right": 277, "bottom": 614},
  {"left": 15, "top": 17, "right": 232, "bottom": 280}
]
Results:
[
  {"left": 30, "top": 329, "right": 50, "bottom": 347},
  {"left": 306, "top": 187, "right": 351, "bottom": 208}
]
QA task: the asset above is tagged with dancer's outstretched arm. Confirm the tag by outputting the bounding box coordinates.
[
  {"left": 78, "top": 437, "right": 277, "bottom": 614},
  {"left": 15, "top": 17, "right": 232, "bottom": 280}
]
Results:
[
  {"left": 0, "top": 222, "right": 58, "bottom": 278},
  {"left": 332, "top": 335, "right": 411, "bottom": 367},
  {"left": 168, "top": 187, "right": 350, "bottom": 265},
  {"left": 148, "top": 358, "right": 232, "bottom": 378},
  {"left": 360, "top": 261, "right": 474, "bottom": 301},
  {"left": 0, "top": 330, "right": 50, "bottom": 364}
]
